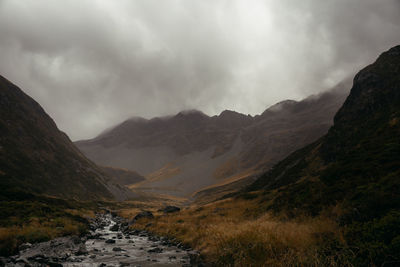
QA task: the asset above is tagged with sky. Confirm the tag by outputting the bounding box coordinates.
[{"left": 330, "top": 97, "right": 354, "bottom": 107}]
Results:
[{"left": 0, "top": 0, "right": 399, "bottom": 140}]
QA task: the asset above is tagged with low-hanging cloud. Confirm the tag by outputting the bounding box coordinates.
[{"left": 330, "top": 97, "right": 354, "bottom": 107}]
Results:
[{"left": 0, "top": 0, "right": 399, "bottom": 140}]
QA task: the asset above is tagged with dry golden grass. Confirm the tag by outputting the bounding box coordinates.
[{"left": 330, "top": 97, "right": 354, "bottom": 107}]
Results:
[
  {"left": 0, "top": 212, "right": 88, "bottom": 256},
  {"left": 121, "top": 196, "right": 352, "bottom": 266}
]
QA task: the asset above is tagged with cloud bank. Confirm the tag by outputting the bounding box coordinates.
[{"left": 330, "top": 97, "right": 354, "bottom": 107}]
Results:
[{"left": 0, "top": 0, "right": 399, "bottom": 140}]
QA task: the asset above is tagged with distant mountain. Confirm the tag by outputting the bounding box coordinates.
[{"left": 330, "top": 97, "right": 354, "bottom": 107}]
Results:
[
  {"left": 247, "top": 45, "right": 400, "bottom": 265},
  {"left": 0, "top": 75, "right": 131, "bottom": 201},
  {"left": 76, "top": 81, "right": 349, "bottom": 198}
]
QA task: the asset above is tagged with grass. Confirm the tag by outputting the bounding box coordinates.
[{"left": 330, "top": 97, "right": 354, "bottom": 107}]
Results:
[
  {"left": 121, "top": 196, "right": 354, "bottom": 266},
  {"left": 0, "top": 218, "right": 87, "bottom": 256},
  {"left": 0, "top": 193, "right": 100, "bottom": 256}
]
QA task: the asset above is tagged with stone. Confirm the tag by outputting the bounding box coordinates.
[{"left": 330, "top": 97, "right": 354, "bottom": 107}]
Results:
[
  {"left": 47, "top": 262, "right": 63, "bottom": 267},
  {"left": 105, "top": 239, "right": 116, "bottom": 244},
  {"left": 110, "top": 224, "right": 119, "bottom": 231},
  {"left": 130, "top": 211, "right": 154, "bottom": 224},
  {"left": 162, "top": 206, "right": 181, "bottom": 213},
  {"left": 75, "top": 245, "right": 88, "bottom": 256},
  {"left": 147, "top": 247, "right": 163, "bottom": 253},
  {"left": 18, "top": 242, "right": 32, "bottom": 251}
]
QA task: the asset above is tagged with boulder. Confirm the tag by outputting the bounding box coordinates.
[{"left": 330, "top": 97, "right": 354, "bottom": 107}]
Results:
[
  {"left": 110, "top": 224, "right": 119, "bottom": 231},
  {"left": 130, "top": 211, "right": 154, "bottom": 224},
  {"left": 162, "top": 206, "right": 181, "bottom": 213}
]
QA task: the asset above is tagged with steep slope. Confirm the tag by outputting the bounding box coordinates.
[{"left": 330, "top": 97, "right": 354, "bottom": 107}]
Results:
[
  {"left": 0, "top": 75, "right": 130, "bottom": 201},
  {"left": 76, "top": 82, "right": 349, "bottom": 198},
  {"left": 248, "top": 45, "right": 400, "bottom": 265}
]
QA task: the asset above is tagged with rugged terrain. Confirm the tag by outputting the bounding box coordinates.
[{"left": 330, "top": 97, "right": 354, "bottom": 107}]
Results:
[
  {"left": 126, "top": 45, "right": 400, "bottom": 266},
  {"left": 246, "top": 44, "right": 400, "bottom": 265},
  {"left": 76, "top": 81, "right": 349, "bottom": 199}
]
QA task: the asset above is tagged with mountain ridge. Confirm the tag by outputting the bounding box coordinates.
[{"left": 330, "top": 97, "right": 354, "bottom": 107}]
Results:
[
  {"left": 76, "top": 80, "right": 350, "bottom": 198},
  {"left": 245, "top": 45, "right": 400, "bottom": 265}
]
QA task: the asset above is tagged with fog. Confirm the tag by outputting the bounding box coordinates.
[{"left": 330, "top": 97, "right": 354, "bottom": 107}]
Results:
[{"left": 0, "top": 0, "right": 399, "bottom": 140}]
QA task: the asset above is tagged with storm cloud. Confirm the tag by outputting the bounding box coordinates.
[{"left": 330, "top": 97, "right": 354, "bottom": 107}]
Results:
[{"left": 0, "top": 0, "right": 399, "bottom": 140}]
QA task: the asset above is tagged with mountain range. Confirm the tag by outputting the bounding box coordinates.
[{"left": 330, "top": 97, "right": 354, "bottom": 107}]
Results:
[{"left": 76, "top": 81, "right": 350, "bottom": 199}]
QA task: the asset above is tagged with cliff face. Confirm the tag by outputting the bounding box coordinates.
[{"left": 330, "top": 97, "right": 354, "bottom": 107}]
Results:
[{"left": 0, "top": 75, "right": 129, "bottom": 201}]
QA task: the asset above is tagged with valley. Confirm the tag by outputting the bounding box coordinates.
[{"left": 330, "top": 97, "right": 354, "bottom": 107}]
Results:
[
  {"left": 0, "top": 43, "right": 399, "bottom": 266},
  {"left": 75, "top": 81, "right": 349, "bottom": 201}
]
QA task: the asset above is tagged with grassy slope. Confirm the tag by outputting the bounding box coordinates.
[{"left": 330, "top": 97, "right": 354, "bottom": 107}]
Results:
[{"left": 248, "top": 46, "right": 400, "bottom": 266}]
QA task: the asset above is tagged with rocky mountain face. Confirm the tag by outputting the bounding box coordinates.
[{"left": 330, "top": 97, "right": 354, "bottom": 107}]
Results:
[
  {"left": 0, "top": 75, "right": 130, "bottom": 201},
  {"left": 76, "top": 81, "right": 349, "bottom": 198},
  {"left": 248, "top": 45, "right": 400, "bottom": 265}
]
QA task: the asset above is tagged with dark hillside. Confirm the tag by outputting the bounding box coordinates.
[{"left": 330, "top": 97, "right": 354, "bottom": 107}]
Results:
[
  {"left": 0, "top": 75, "right": 129, "bottom": 200},
  {"left": 248, "top": 45, "right": 400, "bottom": 265}
]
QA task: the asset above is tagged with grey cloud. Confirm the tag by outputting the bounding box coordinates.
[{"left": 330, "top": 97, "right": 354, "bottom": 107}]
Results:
[{"left": 0, "top": 0, "right": 399, "bottom": 140}]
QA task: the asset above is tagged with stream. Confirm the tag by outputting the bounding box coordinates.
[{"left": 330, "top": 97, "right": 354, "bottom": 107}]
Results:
[{"left": 3, "top": 213, "right": 202, "bottom": 267}]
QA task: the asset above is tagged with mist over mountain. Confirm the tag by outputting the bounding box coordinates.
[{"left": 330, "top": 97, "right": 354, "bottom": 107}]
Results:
[
  {"left": 1, "top": 1, "right": 399, "bottom": 140},
  {"left": 244, "top": 45, "right": 400, "bottom": 265},
  {"left": 76, "top": 80, "right": 350, "bottom": 198}
]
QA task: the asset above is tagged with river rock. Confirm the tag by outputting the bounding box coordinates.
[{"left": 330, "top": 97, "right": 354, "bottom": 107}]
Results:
[
  {"left": 148, "top": 247, "right": 163, "bottom": 253},
  {"left": 75, "top": 245, "right": 88, "bottom": 256},
  {"left": 130, "top": 211, "right": 154, "bottom": 224},
  {"left": 18, "top": 242, "right": 32, "bottom": 251},
  {"left": 110, "top": 224, "right": 120, "bottom": 231}
]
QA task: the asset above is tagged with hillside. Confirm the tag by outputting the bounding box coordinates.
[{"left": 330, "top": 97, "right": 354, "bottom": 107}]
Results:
[
  {"left": 76, "top": 83, "right": 349, "bottom": 198},
  {"left": 247, "top": 45, "right": 400, "bottom": 265},
  {"left": 0, "top": 75, "right": 130, "bottom": 201},
  {"left": 125, "top": 45, "right": 400, "bottom": 267}
]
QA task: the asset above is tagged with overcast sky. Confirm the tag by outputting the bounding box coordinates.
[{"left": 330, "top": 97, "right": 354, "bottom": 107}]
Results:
[{"left": 0, "top": 0, "right": 399, "bottom": 140}]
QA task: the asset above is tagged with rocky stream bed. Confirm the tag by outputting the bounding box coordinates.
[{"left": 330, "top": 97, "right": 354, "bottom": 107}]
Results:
[{"left": 1, "top": 213, "right": 203, "bottom": 267}]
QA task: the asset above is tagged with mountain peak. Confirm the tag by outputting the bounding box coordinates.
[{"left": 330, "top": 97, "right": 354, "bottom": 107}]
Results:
[{"left": 174, "top": 109, "right": 209, "bottom": 119}]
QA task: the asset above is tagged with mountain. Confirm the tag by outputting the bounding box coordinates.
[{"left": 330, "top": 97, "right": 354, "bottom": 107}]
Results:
[
  {"left": 0, "top": 75, "right": 131, "bottom": 201},
  {"left": 248, "top": 45, "right": 400, "bottom": 265},
  {"left": 76, "top": 81, "right": 349, "bottom": 198}
]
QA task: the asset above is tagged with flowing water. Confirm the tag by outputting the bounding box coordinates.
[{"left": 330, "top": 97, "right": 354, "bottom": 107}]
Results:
[
  {"left": 64, "top": 214, "right": 194, "bottom": 266},
  {"left": 5, "top": 214, "right": 199, "bottom": 267}
]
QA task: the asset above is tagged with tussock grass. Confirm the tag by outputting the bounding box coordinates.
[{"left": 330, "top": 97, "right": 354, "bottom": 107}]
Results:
[
  {"left": 124, "top": 196, "right": 353, "bottom": 266},
  {"left": 0, "top": 197, "right": 97, "bottom": 256},
  {"left": 0, "top": 217, "right": 87, "bottom": 256}
]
